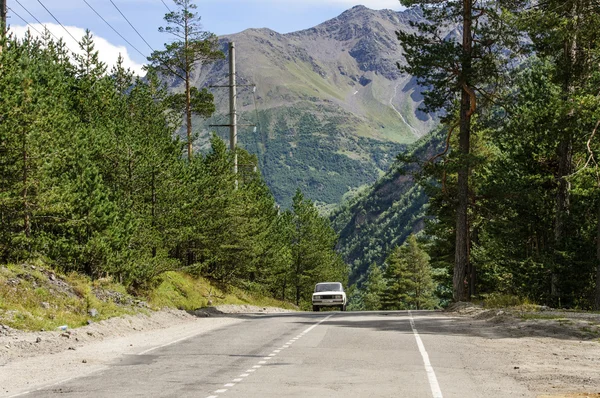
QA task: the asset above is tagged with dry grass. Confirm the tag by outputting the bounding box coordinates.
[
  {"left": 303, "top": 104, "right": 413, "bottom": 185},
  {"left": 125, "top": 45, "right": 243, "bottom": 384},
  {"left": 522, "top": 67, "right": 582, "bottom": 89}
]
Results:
[{"left": 1, "top": 262, "right": 294, "bottom": 331}]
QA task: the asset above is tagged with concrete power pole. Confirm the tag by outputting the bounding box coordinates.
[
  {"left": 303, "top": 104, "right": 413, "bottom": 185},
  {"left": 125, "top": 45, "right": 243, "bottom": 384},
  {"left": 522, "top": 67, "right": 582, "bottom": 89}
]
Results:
[
  {"left": 1, "top": 0, "right": 6, "bottom": 40},
  {"left": 229, "top": 42, "right": 238, "bottom": 183},
  {"left": 0, "top": 0, "right": 6, "bottom": 54},
  {"left": 209, "top": 41, "right": 256, "bottom": 188}
]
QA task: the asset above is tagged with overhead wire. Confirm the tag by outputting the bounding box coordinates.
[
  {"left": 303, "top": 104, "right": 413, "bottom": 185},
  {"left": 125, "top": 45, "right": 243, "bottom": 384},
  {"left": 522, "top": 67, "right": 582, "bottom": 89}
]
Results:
[
  {"left": 160, "top": 0, "right": 172, "bottom": 12},
  {"left": 81, "top": 0, "right": 147, "bottom": 59},
  {"left": 13, "top": 0, "right": 63, "bottom": 43},
  {"left": 108, "top": 0, "right": 189, "bottom": 81},
  {"left": 109, "top": 0, "right": 155, "bottom": 53},
  {"left": 35, "top": 0, "right": 80, "bottom": 44},
  {"left": 7, "top": 7, "right": 43, "bottom": 36}
]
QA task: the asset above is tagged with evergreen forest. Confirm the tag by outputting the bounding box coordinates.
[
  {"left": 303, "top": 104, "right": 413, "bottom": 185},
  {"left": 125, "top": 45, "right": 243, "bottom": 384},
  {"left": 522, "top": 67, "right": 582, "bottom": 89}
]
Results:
[
  {"left": 0, "top": 31, "right": 347, "bottom": 309},
  {"left": 3, "top": 0, "right": 600, "bottom": 313},
  {"left": 347, "top": 0, "right": 600, "bottom": 310}
]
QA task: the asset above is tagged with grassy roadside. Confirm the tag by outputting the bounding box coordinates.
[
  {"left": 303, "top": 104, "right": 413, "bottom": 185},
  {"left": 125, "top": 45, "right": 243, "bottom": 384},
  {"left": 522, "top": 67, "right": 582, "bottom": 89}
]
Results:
[{"left": 0, "top": 261, "right": 295, "bottom": 332}]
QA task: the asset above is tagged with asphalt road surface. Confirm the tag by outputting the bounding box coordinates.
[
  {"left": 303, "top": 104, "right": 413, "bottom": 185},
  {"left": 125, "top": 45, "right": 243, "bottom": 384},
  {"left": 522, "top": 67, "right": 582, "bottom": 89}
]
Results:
[{"left": 19, "top": 311, "right": 533, "bottom": 398}]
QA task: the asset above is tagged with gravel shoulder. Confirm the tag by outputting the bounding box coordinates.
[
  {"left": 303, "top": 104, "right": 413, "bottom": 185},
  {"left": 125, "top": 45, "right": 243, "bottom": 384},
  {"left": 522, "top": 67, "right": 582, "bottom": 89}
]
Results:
[
  {"left": 0, "top": 305, "right": 293, "bottom": 397},
  {"left": 445, "top": 304, "right": 600, "bottom": 397}
]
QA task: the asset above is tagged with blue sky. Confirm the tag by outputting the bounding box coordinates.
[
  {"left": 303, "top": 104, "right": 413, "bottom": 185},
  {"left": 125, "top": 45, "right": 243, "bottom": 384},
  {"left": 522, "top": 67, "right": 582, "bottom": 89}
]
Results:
[{"left": 7, "top": 0, "right": 404, "bottom": 74}]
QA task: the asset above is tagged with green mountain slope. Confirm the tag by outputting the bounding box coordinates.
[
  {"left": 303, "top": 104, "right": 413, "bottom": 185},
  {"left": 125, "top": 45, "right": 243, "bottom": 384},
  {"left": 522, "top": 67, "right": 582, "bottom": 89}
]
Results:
[
  {"left": 330, "top": 130, "right": 445, "bottom": 284},
  {"left": 187, "top": 6, "right": 437, "bottom": 207}
]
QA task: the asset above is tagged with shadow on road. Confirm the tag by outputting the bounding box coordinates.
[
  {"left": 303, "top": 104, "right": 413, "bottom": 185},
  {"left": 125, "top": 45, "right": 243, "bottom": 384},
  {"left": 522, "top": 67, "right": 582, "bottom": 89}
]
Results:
[{"left": 202, "top": 310, "right": 599, "bottom": 342}]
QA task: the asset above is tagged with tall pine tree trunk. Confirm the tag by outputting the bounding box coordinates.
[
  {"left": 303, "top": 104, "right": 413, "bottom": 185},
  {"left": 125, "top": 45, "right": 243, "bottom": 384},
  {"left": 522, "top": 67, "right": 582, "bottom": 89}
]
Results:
[
  {"left": 553, "top": 135, "right": 571, "bottom": 297},
  {"left": 553, "top": 0, "right": 578, "bottom": 300},
  {"left": 295, "top": 257, "right": 301, "bottom": 306},
  {"left": 184, "top": 11, "right": 192, "bottom": 161},
  {"left": 453, "top": 0, "right": 473, "bottom": 302},
  {"left": 22, "top": 132, "right": 30, "bottom": 240},
  {"left": 595, "top": 196, "right": 600, "bottom": 310},
  {"left": 185, "top": 71, "right": 192, "bottom": 160},
  {"left": 151, "top": 169, "right": 157, "bottom": 258}
]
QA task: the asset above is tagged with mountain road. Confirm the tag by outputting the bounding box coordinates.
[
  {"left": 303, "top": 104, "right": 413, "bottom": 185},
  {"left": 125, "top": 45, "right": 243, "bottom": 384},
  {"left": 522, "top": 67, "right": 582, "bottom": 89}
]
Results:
[{"left": 12, "top": 311, "right": 542, "bottom": 398}]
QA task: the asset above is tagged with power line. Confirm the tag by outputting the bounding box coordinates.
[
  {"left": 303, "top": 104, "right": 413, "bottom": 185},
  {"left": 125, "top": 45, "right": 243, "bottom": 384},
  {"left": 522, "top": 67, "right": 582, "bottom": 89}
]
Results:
[
  {"left": 13, "top": 0, "right": 62, "bottom": 43},
  {"left": 7, "top": 7, "right": 43, "bottom": 36},
  {"left": 81, "top": 0, "right": 146, "bottom": 59},
  {"left": 109, "top": 0, "right": 154, "bottom": 53},
  {"left": 36, "top": 0, "right": 79, "bottom": 44},
  {"left": 160, "top": 0, "right": 172, "bottom": 12}
]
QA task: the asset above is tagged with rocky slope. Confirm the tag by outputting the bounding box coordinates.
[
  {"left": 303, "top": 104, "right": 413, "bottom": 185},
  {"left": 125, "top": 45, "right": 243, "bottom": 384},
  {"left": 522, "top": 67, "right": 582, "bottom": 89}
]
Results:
[{"left": 189, "top": 5, "right": 437, "bottom": 207}]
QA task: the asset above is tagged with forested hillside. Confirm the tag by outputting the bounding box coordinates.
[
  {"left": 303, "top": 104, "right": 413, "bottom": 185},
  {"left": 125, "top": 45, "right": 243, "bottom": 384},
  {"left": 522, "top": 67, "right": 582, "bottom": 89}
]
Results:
[
  {"left": 0, "top": 31, "right": 347, "bottom": 310},
  {"left": 331, "top": 130, "right": 444, "bottom": 285},
  {"left": 344, "top": 0, "right": 600, "bottom": 310}
]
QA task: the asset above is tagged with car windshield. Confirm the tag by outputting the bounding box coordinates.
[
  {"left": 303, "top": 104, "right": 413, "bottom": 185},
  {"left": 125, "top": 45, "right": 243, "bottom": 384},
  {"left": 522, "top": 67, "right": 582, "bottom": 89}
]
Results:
[{"left": 315, "top": 283, "right": 342, "bottom": 292}]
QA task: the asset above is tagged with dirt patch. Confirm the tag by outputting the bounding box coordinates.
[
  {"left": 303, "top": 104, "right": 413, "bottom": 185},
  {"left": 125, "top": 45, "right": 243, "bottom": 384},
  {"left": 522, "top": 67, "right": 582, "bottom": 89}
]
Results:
[
  {"left": 538, "top": 395, "right": 600, "bottom": 398},
  {"left": 0, "top": 308, "right": 194, "bottom": 365},
  {"left": 191, "top": 304, "right": 296, "bottom": 316},
  {"left": 0, "top": 305, "right": 294, "bottom": 365},
  {"left": 446, "top": 303, "right": 600, "bottom": 397}
]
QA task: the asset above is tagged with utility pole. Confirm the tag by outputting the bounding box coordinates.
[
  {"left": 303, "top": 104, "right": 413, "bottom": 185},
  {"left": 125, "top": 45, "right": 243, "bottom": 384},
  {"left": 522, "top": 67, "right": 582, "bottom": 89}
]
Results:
[
  {"left": 0, "top": 0, "right": 6, "bottom": 28},
  {"left": 0, "top": 0, "right": 8, "bottom": 36},
  {"left": 229, "top": 41, "right": 238, "bottom": 182},
  {"left": 209, "top": 41, "right": 257, "bottom": 188},
  {"left": 0, "top": 0, "right": 7, "bottom": 53}
]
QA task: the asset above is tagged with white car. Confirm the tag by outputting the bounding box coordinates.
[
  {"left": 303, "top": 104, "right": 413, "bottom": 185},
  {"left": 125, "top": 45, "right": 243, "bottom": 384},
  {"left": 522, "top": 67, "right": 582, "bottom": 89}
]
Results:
[{"left": 312, "top": 282, "right": 347, "bottom": 311}]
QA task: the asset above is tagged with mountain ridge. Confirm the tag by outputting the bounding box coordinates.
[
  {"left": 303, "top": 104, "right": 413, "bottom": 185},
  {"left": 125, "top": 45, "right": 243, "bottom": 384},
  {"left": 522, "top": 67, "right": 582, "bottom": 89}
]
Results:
[{"left": 187, "top": 5, "right": 436, "bottom": 207}]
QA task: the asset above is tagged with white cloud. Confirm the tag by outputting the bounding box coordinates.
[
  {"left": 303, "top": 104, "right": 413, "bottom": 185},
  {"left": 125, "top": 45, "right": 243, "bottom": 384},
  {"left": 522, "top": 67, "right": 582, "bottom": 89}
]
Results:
[{"left": 9, "top": 23, "right": 146, "bottom": 76}]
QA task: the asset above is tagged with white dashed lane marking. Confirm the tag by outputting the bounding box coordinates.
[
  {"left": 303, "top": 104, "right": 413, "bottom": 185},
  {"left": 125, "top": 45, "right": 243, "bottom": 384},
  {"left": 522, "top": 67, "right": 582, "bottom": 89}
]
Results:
[{"left": 204, "top": 314, "right": 333, "bottom": 398}]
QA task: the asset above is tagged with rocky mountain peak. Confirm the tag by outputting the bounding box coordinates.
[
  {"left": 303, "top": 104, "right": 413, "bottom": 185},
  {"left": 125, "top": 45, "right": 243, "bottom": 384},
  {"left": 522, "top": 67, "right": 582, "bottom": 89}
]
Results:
[{"left": 281, "top": 6, "right": 424, "bottom": 80}]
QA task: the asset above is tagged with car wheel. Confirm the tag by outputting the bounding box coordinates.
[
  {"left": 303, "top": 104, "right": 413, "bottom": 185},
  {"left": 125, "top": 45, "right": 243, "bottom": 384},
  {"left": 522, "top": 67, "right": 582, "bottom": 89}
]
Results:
[
  {"left": 342, "top": 304, "right": 347, "bottom": 311},
  {"left": 312, "top": 305, "right": 319, "bottom": 312}
]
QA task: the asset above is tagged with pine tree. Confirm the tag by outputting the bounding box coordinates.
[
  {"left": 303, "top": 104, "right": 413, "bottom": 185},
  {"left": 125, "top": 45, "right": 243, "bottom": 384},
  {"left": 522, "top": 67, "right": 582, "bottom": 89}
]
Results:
[
  {"left": 397, "top": 0, "right": 524, "bottom": 301},
  {"left": 383, "top": 235, "right": 436, "bottom": 310},
  {"left": 363, "top": 263, "right": 386, "bottom": 311},
  {"left": 289, "top": 190, "right": 348, "bottom": 307},
  {"left": 518, "top": 0, "right": 600, "bottom": 304},
  {"left": 147, "top": 0, "right": 224, "bottom": 160}
]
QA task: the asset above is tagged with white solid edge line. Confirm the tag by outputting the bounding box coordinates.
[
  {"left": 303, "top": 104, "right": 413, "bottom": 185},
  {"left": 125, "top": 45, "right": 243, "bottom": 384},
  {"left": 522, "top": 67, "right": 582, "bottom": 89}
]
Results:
[{"left": 409, "top": 311, "right": 443, "bottom": 398}]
